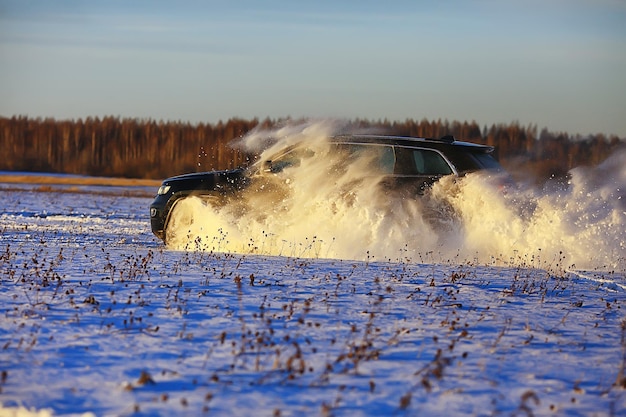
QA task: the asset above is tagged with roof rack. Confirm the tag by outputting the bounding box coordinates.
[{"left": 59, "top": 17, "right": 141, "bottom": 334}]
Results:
[
  {"left": 437, "top": 135, "right": 455, "bottom": 144},
  {"left": 331, "top": 134, "right": 458, "bottom": 145}
]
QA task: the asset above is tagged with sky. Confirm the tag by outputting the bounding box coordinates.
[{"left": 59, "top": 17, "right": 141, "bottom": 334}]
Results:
[{"left": 1, "top": 0, "right": 625, "bottom": 137}]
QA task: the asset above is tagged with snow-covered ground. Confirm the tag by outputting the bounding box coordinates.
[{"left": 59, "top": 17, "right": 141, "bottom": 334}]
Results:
[
  {"left": 1, "top": 121, "right": 625, "bottom": 416},
  {"left": 0, "top": 175, "right": 625, "bottom": 417}
]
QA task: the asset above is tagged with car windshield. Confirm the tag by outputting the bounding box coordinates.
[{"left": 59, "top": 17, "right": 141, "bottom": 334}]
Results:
[{"left": 256, "top": 147, "right": 314, "bottom": 173}]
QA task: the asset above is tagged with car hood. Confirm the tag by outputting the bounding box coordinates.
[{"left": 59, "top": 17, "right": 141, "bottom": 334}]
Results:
[
  {"left": 163, "top": 168, "right": 243, "bottom": 182},
  {"left": 158, "top": 168, "right": 247, "bottom": 193}
]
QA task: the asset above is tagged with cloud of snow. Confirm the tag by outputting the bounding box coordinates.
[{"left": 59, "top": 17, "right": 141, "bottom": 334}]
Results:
[{"left": 166, "top": 119, "right": 626, "bottom": 270}]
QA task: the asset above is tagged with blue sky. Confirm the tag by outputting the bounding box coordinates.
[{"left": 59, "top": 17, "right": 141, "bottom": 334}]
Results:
[{"left": 1, "top": 0, "right": 625, "bottom": 137}]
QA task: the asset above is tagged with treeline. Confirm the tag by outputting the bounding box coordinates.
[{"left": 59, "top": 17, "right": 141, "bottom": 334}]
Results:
[{"left": 0, "top": 115, "right": 623, "bottom": 182}]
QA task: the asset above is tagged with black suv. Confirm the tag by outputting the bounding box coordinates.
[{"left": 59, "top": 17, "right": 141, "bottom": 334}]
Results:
[{"left": 150, "top": 134, "right": 503, "bottom": 242}]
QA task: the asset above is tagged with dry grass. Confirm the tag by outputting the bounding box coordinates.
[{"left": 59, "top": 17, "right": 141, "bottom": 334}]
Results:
[{"left": 0, "top": 174, "right": 161, "bottom": 187}]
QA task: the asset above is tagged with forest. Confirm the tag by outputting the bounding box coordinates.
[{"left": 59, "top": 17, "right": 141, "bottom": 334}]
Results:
[{"left": 0, "top": 115, "right": 623, "bottom": 183}]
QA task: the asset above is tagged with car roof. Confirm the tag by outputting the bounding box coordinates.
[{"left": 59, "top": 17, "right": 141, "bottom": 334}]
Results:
[{"left": 331, "top": 134, "right": 494, "bottom": 153}]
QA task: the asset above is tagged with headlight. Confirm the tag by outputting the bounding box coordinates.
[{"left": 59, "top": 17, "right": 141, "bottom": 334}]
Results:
[{"left": 157, "top": 185, "right": 171, "bottom": 195}]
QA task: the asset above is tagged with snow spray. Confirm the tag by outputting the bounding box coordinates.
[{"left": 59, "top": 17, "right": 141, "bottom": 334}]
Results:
[{"left": 166, "top": 119, "right": 625, "bottom": 270}]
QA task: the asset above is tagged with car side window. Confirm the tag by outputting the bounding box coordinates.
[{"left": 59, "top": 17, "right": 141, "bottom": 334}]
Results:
[
  {"left": 377, "top": 146, "right": 395, "bottom": 174},
  {"left": 338, "top": 144, "right": 395, "bottom": 174},
  {"left": 394, "top": 147, "right": 453, "bottom": 176}
]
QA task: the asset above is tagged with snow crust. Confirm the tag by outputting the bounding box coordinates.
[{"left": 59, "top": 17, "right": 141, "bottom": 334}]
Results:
[{"left": 1, "top": 182, "right": 625, "bottom": 416}]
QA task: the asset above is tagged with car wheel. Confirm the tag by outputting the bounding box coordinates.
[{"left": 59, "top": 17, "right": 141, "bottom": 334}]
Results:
[{"left": 164, "top": 194, "right": 225, "bottom": 248}]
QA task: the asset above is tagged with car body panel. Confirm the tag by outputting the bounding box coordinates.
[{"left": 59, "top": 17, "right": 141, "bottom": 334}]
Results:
[{"left": 149, "top": 169, "right": 246, "bottom": 240}]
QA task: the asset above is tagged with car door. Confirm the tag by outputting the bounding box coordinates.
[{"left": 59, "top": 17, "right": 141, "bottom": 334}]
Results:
[{"left": 387, "top": 146, "right": 456, "bottom": 195}]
